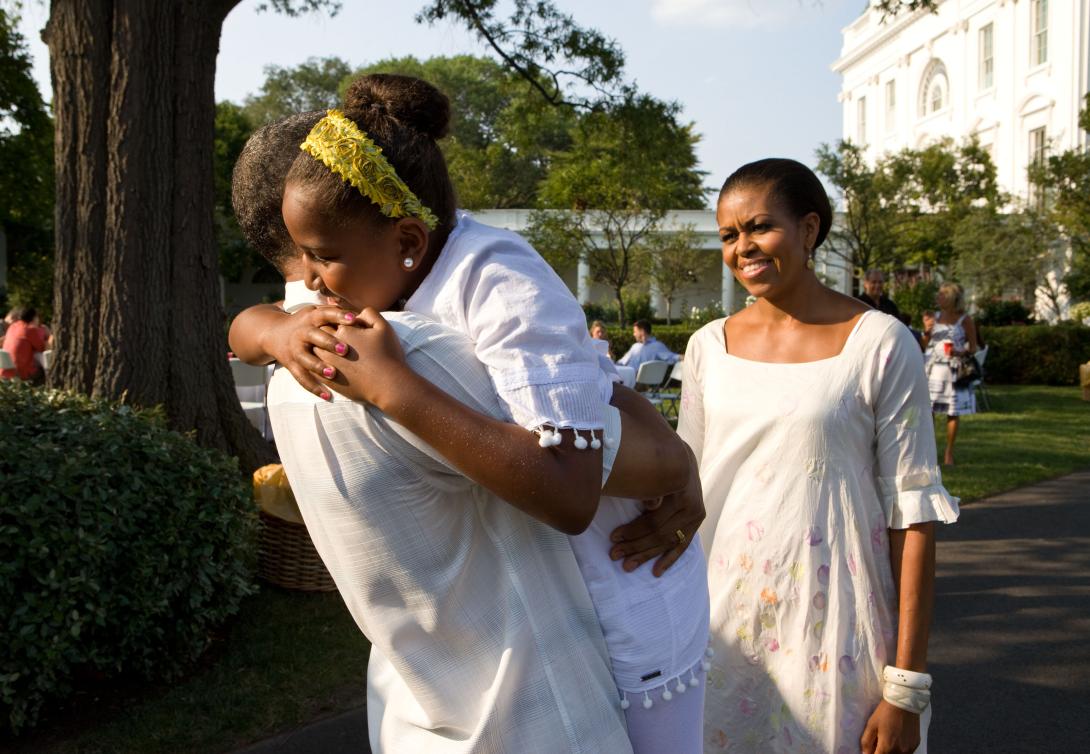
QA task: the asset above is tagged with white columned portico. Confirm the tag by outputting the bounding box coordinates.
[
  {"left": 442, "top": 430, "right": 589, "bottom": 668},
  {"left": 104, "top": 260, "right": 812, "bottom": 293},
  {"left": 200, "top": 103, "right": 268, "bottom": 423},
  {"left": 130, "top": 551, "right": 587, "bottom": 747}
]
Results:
[
  {"left": 721, "top": 262, "right": 735, "bottom": 313},
  {"left": 577, "top": 257, "right": 591, "bottom": 304}
]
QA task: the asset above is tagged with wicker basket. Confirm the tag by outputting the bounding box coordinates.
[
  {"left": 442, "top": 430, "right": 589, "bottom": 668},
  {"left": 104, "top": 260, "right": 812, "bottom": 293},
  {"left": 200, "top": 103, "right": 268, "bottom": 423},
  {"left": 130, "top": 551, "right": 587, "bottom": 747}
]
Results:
[{"left": 257, "top": 510, "right": 337, "bottom": 592}]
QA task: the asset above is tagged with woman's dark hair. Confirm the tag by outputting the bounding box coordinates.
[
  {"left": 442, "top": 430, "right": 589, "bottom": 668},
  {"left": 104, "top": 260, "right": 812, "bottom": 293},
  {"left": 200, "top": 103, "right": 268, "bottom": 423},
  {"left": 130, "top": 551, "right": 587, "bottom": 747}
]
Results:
[
  {"left": 19, "top": 307, "right": 37, "bottom": 323},
  {"left": 718, "top": 158, "right": 833, "bottom": 250},
  {"left": 285, "top": 74, "right": 457, "bottom": 244},
  {"left": 231, "top": 110, "right": 325, "bottom": 272}
]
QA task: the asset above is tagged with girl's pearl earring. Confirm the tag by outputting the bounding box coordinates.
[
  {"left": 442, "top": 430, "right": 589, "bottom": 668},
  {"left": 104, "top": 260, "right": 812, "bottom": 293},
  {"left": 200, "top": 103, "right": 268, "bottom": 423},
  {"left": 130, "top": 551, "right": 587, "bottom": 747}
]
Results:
[{"left": 403, "top": 258, "right": 414, "bottom": 269}]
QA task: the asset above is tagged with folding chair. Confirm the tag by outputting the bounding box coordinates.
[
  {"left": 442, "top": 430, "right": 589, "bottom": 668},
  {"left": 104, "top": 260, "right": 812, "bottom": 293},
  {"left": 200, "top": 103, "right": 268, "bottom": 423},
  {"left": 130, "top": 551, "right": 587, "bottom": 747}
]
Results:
[
  {"left": 231, "top": 358, "right": 270, "bottom": 438},
  {"left": 633, "top": 359, "right": 672, "bottom": 415},
  {"left": 969, "top": 345, "right": 991, "bottom": 411},
  {"left": 648, "top": 361, "right": 684, "bottom": 418},
  {"left": 0, "top": 350, "right": 17, "bottom": 380}
]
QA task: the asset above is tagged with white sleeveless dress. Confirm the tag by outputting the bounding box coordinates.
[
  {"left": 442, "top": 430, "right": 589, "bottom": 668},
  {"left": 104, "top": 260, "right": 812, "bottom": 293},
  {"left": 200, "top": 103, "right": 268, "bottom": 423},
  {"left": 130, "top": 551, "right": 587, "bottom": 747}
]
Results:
[
  {"left": 678, "top": 311, "right": 959, "bottom": 754},
  {"left": 926, "top": 312, "right": 977, "bottom": 416}
]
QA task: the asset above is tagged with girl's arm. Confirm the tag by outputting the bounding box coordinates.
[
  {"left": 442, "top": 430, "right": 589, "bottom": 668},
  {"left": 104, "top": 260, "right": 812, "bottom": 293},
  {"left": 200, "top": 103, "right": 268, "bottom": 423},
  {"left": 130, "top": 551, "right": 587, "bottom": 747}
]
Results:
[
  {"left": 322, "top": 310, "right": 605, "bottom": 535},
  {"left": 860, "top": 523, "right": 935, "bottom": 754},
  {"left": 228, "top": 303, "right": 358, "bottom": 397},
  {"left": 604, "top": 382, "right": 691, "bottom": 499}
]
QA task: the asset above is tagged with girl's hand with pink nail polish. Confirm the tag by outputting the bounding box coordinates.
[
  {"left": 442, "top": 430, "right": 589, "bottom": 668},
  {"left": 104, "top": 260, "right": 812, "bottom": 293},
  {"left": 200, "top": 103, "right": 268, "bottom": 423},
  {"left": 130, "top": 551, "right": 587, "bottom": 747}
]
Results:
[
  {"left": 314, "top": 308, "right": 409, "bottom": 408},
  {"left": 258, "top": 304, "right": 362, "bottom": 397}
]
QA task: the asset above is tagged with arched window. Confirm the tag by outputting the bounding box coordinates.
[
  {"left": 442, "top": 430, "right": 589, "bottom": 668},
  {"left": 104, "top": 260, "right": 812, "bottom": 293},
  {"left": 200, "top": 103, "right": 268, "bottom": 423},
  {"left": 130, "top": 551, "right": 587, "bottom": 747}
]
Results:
[{"left": 918, "top": 59, "right": 949, "bottom": 117}]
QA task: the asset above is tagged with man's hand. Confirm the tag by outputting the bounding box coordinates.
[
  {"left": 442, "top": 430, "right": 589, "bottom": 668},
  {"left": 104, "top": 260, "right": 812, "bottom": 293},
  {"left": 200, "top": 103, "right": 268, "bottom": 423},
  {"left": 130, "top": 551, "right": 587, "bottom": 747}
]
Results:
[{"left": 607, "top": 446, "right": 703, "bottom": 577}]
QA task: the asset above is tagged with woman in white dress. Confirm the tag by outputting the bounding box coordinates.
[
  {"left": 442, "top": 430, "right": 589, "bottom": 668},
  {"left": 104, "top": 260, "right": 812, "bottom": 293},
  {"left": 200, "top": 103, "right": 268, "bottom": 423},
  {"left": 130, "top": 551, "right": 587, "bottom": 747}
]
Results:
[
  {"left": 678, "top": 159, "right": 959, "bottom": 754},
  {"left": 920, "top": 282, "right": 979, "bottom": 466}
]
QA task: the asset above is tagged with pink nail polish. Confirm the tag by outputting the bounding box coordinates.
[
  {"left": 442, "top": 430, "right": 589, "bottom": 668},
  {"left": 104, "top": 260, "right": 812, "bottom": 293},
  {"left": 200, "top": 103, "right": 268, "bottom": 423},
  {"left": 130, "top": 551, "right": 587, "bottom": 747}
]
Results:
[
  {"left": 323, "top": 367, "right": 335, "bottom": 378},
  {"left": 344, "top": 312, "right": 355, "bottom": 322},
  {"left": 320, "top": 391, "right": 331, "bottom": 402},
  {"left": 334, "top": 343, "right": 347, "bottom": 355}
]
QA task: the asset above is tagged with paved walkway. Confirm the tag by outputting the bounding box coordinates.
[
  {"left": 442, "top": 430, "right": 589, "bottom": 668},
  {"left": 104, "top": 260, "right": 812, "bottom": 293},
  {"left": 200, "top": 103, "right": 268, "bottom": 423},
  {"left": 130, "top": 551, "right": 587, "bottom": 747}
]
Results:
[{"left": 238, "top": 471, "right": 1090, "bottom": 753}]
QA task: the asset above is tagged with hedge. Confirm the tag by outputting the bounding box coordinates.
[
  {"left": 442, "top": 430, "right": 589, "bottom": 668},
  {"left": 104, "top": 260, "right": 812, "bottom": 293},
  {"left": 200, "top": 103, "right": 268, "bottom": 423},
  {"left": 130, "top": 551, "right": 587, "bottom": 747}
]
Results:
[
  {"left": 980, "top": 324, "right": 1090, "bottom": 385},
  {"left": 600, "top": 322, "right": 1090, "bottom": 385},
  {"left": 0, "top": 382, "right": 258, "bottom": 732}
]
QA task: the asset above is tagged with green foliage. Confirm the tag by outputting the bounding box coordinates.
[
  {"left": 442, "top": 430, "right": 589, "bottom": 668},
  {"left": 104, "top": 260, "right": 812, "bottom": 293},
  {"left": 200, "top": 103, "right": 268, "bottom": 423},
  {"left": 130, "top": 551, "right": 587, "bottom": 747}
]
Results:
[
  {"left": 685, "top": 301, "right": 726, "bottom": 327},
  {"left": 1030, "top": 94, "right": 1090, "bottom": 302},
  {"left": 646, "top": 225, "right": 707, "bottom": 324},
  {"left": 0, "top": 382, "right": 258, "bottom": 732},
  {"left": 874, "top": 0, "right": 939, "bottom": 20},
  {"left": 0, "top": 6, "right": 54, "bottom": 317},
  {"left": 1069, "top": 301, "right": 1090, "bottom": 324},
  {"left": 950, "top": 206, "right": 1058, "bottom": 305},
  {"left": 890, "top": 277, "right": 939, "bottom": 328},
  {"left": 623, "top": 293, "right": 654, "bottom": 323},
  {"left": 530, "top": 95, "right": 706, "bottom": 324},
  {"left": 816, "top": 138, "right": 1003, "bottom": 290},
  {"left": 242, "top": 56, "right": 352, "bottom": 126},
  {"left": 352, "top": 55, "right": 577, "bottom": 209},
  {"left": 981, "top": 325, "right": 1090, "bottom": 385},
  {"left": 976, "top": 298, "right": 1035, "bottom": 327},
  {"left": 213, "top": 101, "right": 266, "bottom": 284},
  {"left": 416, "top": 0, "right": 626, "bottom": 110}
]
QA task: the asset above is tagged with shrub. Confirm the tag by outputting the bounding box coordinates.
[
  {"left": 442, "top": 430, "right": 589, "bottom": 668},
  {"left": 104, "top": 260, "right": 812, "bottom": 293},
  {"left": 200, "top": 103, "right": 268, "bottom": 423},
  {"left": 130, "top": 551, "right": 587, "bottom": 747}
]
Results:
[
  {"left": 891, "top": 278, "right": 939, "bottom": 328},
  {"left": 976, "top": 298, "right": 1035, "bottom": 326},
  {"left": 0, "top": 382, "right": 257, "bottom": 732},
  {"left": 685, "top": 301, "right": 726, "bottom": 327},
  {"left": 1068, "top": 301, "right": 1090, "bottom": 325},
  {"left": 981, "top": 324, "right": 1090, "bottom": 385},
  {"left": 622, "top": 293, "right": 655, "bottom": 324}
]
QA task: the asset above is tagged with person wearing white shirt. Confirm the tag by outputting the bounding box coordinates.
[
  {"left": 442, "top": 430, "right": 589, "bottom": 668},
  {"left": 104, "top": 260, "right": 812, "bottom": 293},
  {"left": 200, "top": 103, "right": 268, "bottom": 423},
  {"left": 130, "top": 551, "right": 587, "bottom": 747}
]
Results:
[
  {"left": 617, "top": 320, "right": 680, "bottom": 371},
  {"left": 228, "top": 85, "right": 709, "bottom": 754},
  {"left": 267, "top": 300, "right": 632, "bottom": 753}
]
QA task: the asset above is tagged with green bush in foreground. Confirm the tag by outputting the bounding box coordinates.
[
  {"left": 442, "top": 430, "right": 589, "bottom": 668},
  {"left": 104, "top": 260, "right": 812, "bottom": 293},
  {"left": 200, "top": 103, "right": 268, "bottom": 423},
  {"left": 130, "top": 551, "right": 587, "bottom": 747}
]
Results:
[{"left": 0, "top": 382, "right": 257, "bottom": 733}]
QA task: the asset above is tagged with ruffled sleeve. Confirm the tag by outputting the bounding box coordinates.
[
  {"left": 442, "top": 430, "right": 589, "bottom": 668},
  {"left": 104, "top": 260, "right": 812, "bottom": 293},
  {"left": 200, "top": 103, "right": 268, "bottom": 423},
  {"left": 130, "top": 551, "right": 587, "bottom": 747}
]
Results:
[{"left": 872, "top": 320, "right": 960, "bottom": 529}]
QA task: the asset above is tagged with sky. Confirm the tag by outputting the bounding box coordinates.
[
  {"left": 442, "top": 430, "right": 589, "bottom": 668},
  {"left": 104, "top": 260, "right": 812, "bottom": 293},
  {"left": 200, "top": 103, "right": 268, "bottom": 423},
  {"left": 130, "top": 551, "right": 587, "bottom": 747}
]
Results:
[{"left": 15, "top": 0, "right": 866, "bottom": 207}]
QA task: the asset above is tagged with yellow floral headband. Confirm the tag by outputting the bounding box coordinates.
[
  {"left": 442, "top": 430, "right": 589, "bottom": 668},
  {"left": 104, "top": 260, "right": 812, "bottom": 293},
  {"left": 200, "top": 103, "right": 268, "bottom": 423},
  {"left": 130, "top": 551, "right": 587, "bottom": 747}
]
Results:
[{"left": 300, "top": 109, "right": 439, "bottom": 230}]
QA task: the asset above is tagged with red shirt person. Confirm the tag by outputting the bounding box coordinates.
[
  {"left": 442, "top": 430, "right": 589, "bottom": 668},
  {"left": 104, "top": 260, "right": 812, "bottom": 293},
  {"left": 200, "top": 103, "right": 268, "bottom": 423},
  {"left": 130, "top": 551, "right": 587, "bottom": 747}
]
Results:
[{"left": 1, "top": 307, "right": 51, "bottom": 380}]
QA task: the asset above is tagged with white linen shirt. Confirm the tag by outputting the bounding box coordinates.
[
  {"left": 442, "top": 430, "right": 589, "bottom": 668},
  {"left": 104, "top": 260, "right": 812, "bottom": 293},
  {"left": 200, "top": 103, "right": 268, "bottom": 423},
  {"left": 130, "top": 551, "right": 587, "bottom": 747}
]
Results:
[
  {"left": 405, "top": 211, "right": 617, "bottom": 431},
  {"left": 617, "top": 337, "right": 679, "bottom": 371},
  {"left": 267, "top": 311, "right": 632, "bottom": 754}
]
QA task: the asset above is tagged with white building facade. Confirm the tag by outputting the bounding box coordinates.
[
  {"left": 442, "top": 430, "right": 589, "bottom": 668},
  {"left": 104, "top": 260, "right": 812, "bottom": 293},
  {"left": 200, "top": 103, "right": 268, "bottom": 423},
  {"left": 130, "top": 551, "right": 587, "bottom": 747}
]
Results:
[{"left": 833, "top": 0, "right": 1089, "bottom": 201}]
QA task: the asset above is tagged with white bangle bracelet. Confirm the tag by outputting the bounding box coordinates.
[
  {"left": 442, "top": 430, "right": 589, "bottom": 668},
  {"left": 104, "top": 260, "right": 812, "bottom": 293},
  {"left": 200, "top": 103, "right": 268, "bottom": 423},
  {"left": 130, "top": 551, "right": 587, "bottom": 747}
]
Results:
[
  {"left": 883, "top": 665, "right": 932, "bottom": 690},
  {"left": 883, "top": 681, "right": 930, "bottom": 714}
]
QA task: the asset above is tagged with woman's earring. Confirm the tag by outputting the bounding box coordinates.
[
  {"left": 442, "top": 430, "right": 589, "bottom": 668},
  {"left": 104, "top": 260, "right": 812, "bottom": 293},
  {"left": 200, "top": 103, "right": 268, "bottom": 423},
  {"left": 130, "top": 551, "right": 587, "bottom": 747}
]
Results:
[
  {"left": 403, "top": 258, "right": 414, "bottom": 270},
  {"left": 806, "top": 256, "right": 815, "bottom": 270}
]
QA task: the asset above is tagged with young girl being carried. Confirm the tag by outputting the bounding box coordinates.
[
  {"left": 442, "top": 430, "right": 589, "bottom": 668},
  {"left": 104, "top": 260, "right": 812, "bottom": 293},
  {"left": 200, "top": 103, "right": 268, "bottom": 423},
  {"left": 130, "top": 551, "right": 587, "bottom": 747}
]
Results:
[{"left": 230, "top": 74, "right": 710, "bottom": 754}]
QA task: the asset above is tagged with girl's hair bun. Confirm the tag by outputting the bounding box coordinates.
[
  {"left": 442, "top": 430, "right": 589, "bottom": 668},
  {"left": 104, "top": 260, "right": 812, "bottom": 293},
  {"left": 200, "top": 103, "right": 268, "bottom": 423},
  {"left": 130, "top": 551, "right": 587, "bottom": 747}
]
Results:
[{"left": 343, "top": 73, "right": 450, "bottom": 140}]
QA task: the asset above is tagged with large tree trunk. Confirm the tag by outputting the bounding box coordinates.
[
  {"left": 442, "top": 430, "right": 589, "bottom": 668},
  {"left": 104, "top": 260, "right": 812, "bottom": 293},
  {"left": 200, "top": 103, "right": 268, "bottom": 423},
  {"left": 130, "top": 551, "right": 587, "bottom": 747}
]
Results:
[{"left": 44, "top": 0, "right": 275, "bottom": 472}]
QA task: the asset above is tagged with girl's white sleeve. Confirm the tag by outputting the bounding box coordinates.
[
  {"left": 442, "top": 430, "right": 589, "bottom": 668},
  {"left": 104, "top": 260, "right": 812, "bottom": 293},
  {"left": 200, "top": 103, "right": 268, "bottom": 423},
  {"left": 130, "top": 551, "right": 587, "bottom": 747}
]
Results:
[
  {"left": 871, "top": 321, "right": 960, "bottom": 529},
  {"left": 676, "top": 325, "right": 708, "bottom": 467},
  {"left": 462, "top": 245, "right": 610, "bottom": 432}
]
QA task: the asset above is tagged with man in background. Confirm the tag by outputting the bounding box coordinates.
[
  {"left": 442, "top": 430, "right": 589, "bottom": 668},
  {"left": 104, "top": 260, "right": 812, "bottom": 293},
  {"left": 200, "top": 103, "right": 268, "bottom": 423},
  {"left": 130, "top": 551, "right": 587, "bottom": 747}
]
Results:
[
  {"left": 617, "top": 319, "right": 679, "bottom": 371},
  {"left": 856, "top": 269, "right": 902, "bottom": 319}
]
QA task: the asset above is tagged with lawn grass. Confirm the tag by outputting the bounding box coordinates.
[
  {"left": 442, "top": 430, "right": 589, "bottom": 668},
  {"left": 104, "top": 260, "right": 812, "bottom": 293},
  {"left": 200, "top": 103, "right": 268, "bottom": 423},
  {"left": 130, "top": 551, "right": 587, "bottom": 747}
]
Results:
[
  {"left": 6, "top": 587, "right": 368, "bottom": 754},
  {"left": 934, "top": 385, "right": 1090, "bottom": 502},
  {"left": 6, "top": 387, "right": 1085, "bottom": 753}
]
